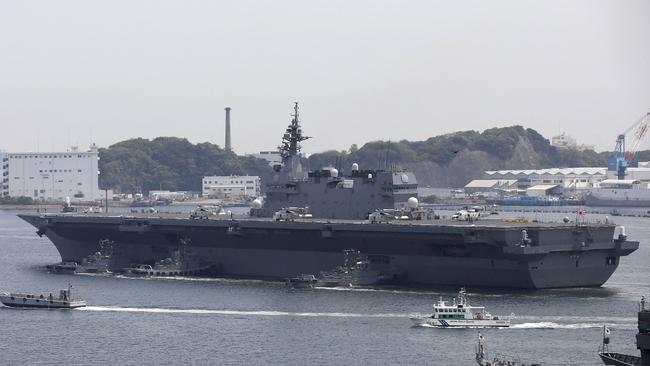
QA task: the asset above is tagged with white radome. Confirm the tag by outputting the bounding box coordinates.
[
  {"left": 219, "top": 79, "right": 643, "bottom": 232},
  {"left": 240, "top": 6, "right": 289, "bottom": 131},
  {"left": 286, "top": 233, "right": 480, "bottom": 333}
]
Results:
[
  {"left": 351, "top": 163, "right": 359, "bottom": 171},
  {"left": 252, "top": 199, "right": 263, "bottom": 209},
  {"left": 407, "top": 197, "right": 419, "bottom": 209},
  {"left": 330, "top": 168, "right": 339, "bottom": 178}
]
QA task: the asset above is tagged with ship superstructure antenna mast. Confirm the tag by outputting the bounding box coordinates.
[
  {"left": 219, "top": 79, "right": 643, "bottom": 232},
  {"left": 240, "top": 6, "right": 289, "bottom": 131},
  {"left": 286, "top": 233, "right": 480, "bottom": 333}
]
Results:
[{"left": 278, "top": 102, "right": 310, "bottom": 177}]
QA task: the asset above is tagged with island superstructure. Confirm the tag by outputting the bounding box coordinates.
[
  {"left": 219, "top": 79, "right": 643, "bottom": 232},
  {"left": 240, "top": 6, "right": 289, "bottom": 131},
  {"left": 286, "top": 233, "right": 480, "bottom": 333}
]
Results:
[
  {"left": 18, "top": 103, "right": 639, "bottom": 289},
  {"left": 250, "top": 103, "right": 417, "bottom": 219}
]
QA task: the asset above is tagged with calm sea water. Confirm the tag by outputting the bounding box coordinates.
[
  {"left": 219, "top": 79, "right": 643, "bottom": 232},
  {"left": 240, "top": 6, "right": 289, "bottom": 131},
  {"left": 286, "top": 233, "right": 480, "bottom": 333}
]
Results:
[{"left": 0, "top": 208, "right": 646, "bottom": 365}]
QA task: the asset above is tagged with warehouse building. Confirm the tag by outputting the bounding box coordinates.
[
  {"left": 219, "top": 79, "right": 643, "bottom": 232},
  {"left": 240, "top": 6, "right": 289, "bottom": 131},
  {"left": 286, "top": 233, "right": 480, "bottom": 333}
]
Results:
[{"left": 4, "top": 145, "right": 101, "bottom": 202}]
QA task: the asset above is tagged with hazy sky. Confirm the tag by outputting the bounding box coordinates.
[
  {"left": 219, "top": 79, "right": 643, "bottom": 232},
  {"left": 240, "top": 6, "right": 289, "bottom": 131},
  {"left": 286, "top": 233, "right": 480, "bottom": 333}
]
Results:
[{"left": 1, "top": 0, "right": 649, "bottom": 155}]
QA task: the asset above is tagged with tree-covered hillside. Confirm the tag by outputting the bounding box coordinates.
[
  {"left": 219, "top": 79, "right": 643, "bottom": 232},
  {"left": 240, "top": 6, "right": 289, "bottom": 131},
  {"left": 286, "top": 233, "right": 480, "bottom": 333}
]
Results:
[
  {"left": 308, "top": 126, "right": 608, "bottom": 172},
  {"left": 97, "top": 127, "right": 640, "bottom": 191},
  {"left": 98, "top": 137, "right": 271, "bottom": 193}
]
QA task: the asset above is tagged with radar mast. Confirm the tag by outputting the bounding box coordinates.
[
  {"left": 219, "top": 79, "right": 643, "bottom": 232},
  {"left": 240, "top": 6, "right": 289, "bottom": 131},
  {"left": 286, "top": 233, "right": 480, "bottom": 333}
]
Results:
[{"left": 278, "top": 102, "right": 310, "bottom": 179}]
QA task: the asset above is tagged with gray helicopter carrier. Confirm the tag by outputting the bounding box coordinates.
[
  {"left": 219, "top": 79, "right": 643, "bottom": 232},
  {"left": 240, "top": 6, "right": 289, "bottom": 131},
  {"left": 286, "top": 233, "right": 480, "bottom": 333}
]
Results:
[{"left": 18, "top": 103, "right": 639, "bottom": 289}]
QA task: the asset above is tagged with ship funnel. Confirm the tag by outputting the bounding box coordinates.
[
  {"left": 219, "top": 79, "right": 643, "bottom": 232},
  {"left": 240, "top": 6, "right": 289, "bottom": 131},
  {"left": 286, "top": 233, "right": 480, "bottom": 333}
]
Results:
[{"left": 225, "top": 107, "right": 232, "bottom": 151}]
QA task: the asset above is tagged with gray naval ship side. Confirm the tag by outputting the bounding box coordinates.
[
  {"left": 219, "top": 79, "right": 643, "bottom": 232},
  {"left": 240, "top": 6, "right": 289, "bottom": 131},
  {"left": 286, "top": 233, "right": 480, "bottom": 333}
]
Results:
[
  {"left": 18, "top": 103, "right": 639, "bottom": 289},
  {"left": 250, "top": 103, "right": 417, "bottom": 220}
]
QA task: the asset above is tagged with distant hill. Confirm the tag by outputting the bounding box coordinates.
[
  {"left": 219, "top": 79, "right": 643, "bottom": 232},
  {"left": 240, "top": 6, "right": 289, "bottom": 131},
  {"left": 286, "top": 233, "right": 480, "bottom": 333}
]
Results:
[
  {"left": 98, "top": 137, "right": 271, "bottom": 193},
  {"left": 307, "top": 126, "right": 612, "bottom": 187},
  {"left": 98, "top": 127, "right": 646, "bottom": 192}
]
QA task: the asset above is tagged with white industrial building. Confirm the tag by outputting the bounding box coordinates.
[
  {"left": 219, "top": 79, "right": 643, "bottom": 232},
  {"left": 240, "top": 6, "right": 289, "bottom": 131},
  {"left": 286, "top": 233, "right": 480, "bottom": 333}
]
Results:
[
  {"left": 1, "top": 152, "right": 9, "bottom": 197},
  {"left": 605, "top": 162, "right": 650, "bottom": 181},
  {"left": 551, "top": 133, "right": 595, "bottom": 151},
  {"left": 5, "top": 145, "right": 101, "bottom": 202},
  {"left": 484, "top": 168, "right": 606, "bottom": 190},
  {"left": 526, "top": 184, "right": 563, "bottom": 197},
  {"left": 464, "top": 179, "right": 518, "bottom": 193},
  {"left": 148, "top": 190, "right": 194, "bottom": 201},
  {"left": 202, "top": 175, "right": 261, "bottom": 198}
]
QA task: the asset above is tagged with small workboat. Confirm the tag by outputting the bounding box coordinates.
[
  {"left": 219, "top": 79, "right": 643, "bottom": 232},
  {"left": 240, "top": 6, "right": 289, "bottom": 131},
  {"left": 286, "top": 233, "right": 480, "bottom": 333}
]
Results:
[
  {"left": 315, "top": 249, "right": 400, "bottom": 287},
  {"left": 285, "top": 274, "right": 318, "bottom": 288},
  {"left": 125, "top": 252, "right": 214, "bottom": 277},
  {"left": 0, "top": 284, "right": 86, "bottom": 309},
  {"left": 411, "top": 288, "right": 510, "bottom": 328},
  {"left": 76, "top": 239, "right": 114, "bottom": 274},
  {"left": 47, "top": 261, "right": 78, "bottom": 275}
]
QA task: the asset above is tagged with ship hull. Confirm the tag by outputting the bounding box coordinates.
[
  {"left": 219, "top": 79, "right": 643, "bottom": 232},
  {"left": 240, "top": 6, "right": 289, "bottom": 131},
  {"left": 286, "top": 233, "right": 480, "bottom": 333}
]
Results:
[
  {"left": 598, "top": 352, "right": 640, "bottom": 366},
  {"left": 586, "top": 192, "right": 650, "bottom": 207},
  {"left": 410, "top": 317, "right": 510, "bottom": 328},
  {"left": 19, "top": 214, "right": 638, "bottom": 289}
]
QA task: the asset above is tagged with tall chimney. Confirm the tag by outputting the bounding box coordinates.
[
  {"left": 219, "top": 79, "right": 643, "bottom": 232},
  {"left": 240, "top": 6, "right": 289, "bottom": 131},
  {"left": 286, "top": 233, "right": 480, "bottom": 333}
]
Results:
[{"left": 224, "top": 107, "right": 232, "bottom": 152}]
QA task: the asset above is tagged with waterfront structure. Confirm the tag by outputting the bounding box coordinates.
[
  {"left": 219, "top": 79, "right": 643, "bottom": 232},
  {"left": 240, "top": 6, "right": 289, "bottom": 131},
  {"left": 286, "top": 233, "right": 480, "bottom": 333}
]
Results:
[
  {"left": 606, "top": 162, "right": 650, "bottom": 181},
  {"left": 526, "top": 184, "right": 563, "bottom": 197},
  {"left": 202, "top": 175, "right": 261, "bottom": 198},
  {"left": 484, "top": 168, "right": 605, "bottom": 190},
  {"left": 5, "top": 145, "right": 100, "bottom": 202},
  {"left": 148, "top": 190, "right": 194, "bottom": 201},
  {"left": 464, "top": 179, "right": 518, "bottom": 194}
]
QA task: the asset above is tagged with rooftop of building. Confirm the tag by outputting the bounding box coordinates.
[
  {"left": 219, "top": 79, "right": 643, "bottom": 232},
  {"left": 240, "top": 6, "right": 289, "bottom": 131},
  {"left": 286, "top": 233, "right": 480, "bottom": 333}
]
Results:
[
  {"left": 464, "top": 179, "right": 518, "bottom": 188},
  {"left": 485, "top": 167, "right": 606, "bottom": 176}
]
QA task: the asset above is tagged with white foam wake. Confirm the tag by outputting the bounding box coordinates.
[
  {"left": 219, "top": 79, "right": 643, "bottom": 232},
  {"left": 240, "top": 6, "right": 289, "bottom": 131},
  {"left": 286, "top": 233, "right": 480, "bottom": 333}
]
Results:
[
  {"left": 79, "top": 306, "right": 406, "bottom": 318},
  {"left": 510, "top": 322, "right": 612, "bottom": 329},
  {"left": 516, "top": 315, "right": 636, "bottom": 323}
]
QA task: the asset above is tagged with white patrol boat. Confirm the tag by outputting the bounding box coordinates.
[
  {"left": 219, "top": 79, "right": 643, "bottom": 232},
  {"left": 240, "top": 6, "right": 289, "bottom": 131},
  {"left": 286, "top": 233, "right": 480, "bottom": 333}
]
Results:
[
  {"left": 0, "top": 284, "right": 86, "bottom": 309},
  {"left": 411, "top": 288, "right": 510, "bottom": 328}
]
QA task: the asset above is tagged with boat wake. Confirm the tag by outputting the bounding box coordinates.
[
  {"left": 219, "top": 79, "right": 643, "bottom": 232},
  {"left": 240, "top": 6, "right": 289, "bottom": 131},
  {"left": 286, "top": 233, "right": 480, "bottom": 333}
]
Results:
[
  {"left": 314, "top": 286, "right": 435, "bottom": 295},
  {"left": 413, "top": 321, "right": 634, "bottom": 330},
  {"left": 509, "top": 322, "right": 633, "bottom": 330},
  {"left": 0, "top": 234, "right": 45, "bottom": 240},
  {"left": 516, "top": 315, "right": 636, "bottom": 323},
  {"left": 79, "top": 306, "right": 406, "bottom": 318}
]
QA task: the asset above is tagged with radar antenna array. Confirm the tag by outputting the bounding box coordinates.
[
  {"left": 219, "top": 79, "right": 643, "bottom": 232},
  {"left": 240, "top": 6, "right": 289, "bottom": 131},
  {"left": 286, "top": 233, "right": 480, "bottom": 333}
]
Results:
[{"left": 278, "top": 102, "right": 311, "bottom": 162}]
